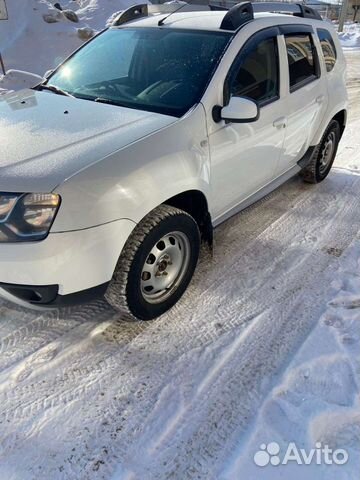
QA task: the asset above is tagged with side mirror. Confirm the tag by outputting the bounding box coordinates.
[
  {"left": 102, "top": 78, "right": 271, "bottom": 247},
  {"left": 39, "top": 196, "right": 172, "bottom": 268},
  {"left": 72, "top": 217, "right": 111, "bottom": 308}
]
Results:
[{"left": 221, "top": 96, "right": 259, "bottom": 123}]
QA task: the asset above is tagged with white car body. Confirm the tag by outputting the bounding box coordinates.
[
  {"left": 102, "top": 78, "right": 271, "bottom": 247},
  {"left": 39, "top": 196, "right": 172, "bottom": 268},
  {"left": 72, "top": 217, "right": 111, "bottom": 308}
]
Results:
[{"left": 0, "top": 6, "right": 347, "bottom": 308}]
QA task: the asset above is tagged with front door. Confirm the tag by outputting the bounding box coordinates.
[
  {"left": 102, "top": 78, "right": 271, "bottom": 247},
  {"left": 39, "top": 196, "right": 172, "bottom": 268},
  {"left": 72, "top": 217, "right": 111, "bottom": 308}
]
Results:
[{"left": 209, "top": 29, "right": 286, "bottom": 222}]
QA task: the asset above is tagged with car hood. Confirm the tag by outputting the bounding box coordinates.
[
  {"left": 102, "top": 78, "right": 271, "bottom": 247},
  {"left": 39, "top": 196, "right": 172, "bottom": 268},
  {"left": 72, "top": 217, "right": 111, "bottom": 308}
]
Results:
[{"left": 0, "top": 89, "right": 177, "bottom": 192}]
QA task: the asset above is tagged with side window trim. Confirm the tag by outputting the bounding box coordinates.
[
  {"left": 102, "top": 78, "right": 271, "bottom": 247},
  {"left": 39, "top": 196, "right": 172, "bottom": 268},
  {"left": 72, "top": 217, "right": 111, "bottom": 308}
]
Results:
[
  {"left": 279, "top": 24, "right": 314, "bottom": 35},
  {"left": 224, "top": 26, "right": 280, "bottom": 108},
  {"left": 289, "top": 73, "right": 319, "bottom": 93}
]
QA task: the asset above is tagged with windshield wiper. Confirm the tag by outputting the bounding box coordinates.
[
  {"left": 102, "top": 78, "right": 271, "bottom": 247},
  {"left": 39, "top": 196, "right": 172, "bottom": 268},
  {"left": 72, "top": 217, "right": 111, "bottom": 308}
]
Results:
[
  {"left": 94, "top": 97, "right": 125, "bottom": 107},
  {"left": 35, "top": 84, "right": 74, "bottom": 98}
]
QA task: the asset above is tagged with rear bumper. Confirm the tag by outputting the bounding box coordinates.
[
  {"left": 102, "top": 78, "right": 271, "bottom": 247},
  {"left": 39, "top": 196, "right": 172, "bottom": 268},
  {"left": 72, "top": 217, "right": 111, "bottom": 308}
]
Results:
[{"left": 0, "top": 218, "right": 136, "bottom": 308}]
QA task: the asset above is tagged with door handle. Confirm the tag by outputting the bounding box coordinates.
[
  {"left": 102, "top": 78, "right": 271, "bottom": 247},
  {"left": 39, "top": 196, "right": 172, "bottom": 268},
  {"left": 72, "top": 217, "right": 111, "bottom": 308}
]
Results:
[
  {"left": 273, "top": 117, "right": 287, "bottom": 129},
  {"left": 316, "top": 95, "right": 325, "bottom": 104}
]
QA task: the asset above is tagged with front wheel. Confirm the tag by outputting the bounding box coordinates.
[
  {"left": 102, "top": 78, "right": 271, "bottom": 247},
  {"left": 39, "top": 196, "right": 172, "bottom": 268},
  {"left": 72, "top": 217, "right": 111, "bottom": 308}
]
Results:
[
  {"left": 300, "top": 120, "right": 341, "bottom": 184},
  {"left": 105, "top": 205, "right": 200, "bottom": 320}
]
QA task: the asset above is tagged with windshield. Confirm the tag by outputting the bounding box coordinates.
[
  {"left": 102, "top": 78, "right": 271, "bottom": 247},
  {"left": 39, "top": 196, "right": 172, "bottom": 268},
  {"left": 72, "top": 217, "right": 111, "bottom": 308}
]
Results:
[{"left": 47, "top": 28, "right": 231, "bottom": 117}]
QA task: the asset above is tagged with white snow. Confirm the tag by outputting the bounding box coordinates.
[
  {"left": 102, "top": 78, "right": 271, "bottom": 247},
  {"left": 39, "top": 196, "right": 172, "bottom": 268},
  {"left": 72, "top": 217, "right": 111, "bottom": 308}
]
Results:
[
  {"left": 0, "top": 0, "right": 141, "bottom": 79},
  {"left": 220, "top": 239, "right": 360, "bottom": 480},
  {"left": 0, "top": 3, "right": 360, "bottom": 478},
  {"left": 0, "top": 0, "right": 145, "bottom": 92},
  {"left": 338, "top": 22, "right": 360, "bottom": 49}
]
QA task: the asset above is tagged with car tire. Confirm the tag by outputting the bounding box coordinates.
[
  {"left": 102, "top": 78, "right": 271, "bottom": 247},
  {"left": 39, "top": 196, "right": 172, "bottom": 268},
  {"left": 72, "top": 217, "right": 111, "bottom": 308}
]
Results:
[
  {"left": 105, "top": 204, "right": 201, "bottom": 321},
  {"left": 300, "top": 120, "right": 341, "bottom": 184}
]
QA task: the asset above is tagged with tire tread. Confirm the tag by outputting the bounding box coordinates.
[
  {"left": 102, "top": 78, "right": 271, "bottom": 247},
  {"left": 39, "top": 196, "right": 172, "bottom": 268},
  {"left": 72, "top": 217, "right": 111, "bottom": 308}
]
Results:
[
  {"left": 105, "top": 205, "right": 195, "bottom": 321},
  {"left": 300, "top": 120, "right": 340, "bottom": 184}
]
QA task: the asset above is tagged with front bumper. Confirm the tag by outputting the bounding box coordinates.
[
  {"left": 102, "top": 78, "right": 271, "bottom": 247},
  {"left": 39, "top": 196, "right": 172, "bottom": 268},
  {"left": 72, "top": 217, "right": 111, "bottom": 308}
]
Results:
[
  {"left": 0, "top": 281, "right": 110, "bottom": 308},
  {"left": 0, "top": 218, "right": 136, "bottom": 308}
]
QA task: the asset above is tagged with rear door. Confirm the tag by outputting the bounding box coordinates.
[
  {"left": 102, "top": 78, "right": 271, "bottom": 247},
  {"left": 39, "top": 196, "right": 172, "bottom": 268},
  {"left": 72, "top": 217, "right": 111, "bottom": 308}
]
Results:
[{"left": 276, "top": 26, "right": 328, "bottom": 175}]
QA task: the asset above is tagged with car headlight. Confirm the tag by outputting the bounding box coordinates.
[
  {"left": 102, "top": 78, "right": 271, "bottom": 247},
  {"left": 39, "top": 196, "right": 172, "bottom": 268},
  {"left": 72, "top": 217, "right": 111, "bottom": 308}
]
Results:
[{"left": 0, "top": 193, "right": 61, "bottom": 242}]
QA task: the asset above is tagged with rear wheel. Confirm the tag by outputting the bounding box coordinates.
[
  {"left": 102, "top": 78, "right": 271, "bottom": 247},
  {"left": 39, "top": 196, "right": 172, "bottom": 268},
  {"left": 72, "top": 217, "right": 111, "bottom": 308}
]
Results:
[
  {"left": 105, "top": 205, "right": 200, "bottom": 320},
  {"left": 300, "top": 120, "right": 341, "bottom": 184}
]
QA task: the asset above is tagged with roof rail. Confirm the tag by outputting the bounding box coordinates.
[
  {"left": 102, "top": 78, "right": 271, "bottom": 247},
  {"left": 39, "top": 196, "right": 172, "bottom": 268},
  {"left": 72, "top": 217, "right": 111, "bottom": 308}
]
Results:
[
  {"left": 112, "top": 3, "right": 210, "bottom": 26},
  {"left": 220, "top": 2, "right": 254, "bottom": 30},
  {"left": 220, "top": 1, "right": 322, "bottom": 30},
  {"left": 252, "top": 2, "right": 322, "bottom": 21},
  {"left": 112, "top": 1, "right": 323, "bottom": 29}
]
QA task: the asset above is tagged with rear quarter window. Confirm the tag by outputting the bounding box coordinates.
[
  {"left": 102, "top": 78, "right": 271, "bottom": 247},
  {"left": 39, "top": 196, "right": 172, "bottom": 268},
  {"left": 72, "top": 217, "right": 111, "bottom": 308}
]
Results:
[{"left": 317, "top": 28, "right": 337, "bottom": 72}]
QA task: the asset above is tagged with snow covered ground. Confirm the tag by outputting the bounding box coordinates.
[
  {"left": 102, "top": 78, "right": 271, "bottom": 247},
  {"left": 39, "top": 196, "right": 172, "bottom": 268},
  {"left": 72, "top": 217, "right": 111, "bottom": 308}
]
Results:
[{"left": 0, "top": 4, "right": 360, "bottom": 478}]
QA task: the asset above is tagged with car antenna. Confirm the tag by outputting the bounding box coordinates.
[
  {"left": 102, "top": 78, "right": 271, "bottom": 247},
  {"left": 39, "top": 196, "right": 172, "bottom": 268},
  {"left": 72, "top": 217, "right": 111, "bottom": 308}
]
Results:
[{"left": 158, "top": 1, "right": 193, "bottom": 26}]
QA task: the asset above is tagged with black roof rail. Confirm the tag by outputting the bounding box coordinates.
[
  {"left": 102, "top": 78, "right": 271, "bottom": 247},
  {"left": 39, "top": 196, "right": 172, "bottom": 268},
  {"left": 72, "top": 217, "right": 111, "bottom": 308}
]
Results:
[
  {"left": 220, "top": 2, "right": 254, "bottom": 30},
  {"left": 112, "top": 3, "right": 210, "bottom": 26},
  {"left": 112, "top": 4, "right": 148, "bottom": 26},
  {"left": 219, "top": 1, "right": 322, "bottom": 30},
  {"left": 251, "top": 2, "right": 322, "bottom": 21},
  {"left": 112, "top": 1, "right": 323, "bottom": 29}
]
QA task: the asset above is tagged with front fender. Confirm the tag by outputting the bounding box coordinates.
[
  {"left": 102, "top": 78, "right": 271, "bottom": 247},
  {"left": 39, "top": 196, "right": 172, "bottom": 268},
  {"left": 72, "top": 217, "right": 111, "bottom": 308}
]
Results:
[{"left": 52, "top": 104, "right": 210, "bottom": 232}]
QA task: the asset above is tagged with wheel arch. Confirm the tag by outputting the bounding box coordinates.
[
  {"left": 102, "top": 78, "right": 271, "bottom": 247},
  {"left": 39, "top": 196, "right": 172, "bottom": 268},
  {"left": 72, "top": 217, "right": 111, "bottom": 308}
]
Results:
[
  {"left": 332, "top": 109, "right": 347, "bottom": 139},
  {"left": 311, "top": 105, "right": 348, "bottom": 147},
  {"left": 163, "top": 190, "right": 213, "bottom": 248}
]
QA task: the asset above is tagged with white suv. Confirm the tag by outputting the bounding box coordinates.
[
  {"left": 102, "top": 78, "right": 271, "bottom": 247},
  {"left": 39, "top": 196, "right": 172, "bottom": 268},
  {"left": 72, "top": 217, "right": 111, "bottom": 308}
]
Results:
[{"left": 0, "top": 2, "right": 347, "bottom": 320}]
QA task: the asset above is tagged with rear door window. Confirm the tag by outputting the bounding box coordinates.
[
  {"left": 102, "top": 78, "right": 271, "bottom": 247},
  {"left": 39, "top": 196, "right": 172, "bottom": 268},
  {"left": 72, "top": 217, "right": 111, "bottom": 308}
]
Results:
[
  {"left": 285, "top": 34, "right": 318, "bottom": 90},
  {"left": 317, "top": 28, "right": 337, "bottom": 72}
]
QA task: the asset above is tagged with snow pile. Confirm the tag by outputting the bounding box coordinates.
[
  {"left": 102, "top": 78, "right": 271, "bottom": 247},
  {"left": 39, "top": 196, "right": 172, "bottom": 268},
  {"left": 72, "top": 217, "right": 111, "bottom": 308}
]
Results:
[
  {"left": 0, "top": 0, "right": 140, "bottom": 80},
  {"left": 338, "top": 22, "right": 360, "bottom": 49}
]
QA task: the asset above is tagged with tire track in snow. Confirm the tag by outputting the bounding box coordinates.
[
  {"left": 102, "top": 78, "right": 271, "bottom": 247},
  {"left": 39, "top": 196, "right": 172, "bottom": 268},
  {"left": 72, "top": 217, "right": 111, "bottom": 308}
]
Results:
[
  {"left": 0, "top": 311, "right": 155, "bottom": 469},
  {"left": 0, "top": 317, "right": 148, "bottom": 419},
  {"left": 0, "top": 301, "right": 112, "bottom": 374}
]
